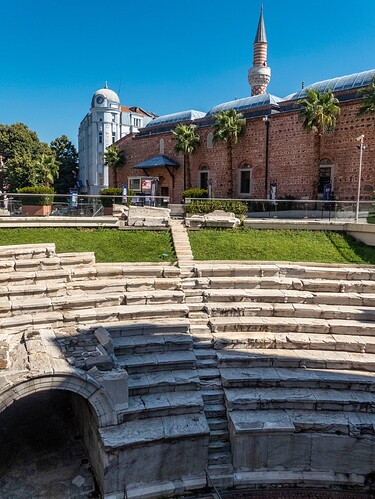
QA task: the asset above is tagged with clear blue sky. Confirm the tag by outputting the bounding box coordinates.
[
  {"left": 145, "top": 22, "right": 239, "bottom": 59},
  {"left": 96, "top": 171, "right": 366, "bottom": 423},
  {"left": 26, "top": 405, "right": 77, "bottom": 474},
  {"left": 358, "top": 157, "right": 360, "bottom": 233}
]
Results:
[{"left": 1, "top": 0, "right": 374, "bottom": 147}]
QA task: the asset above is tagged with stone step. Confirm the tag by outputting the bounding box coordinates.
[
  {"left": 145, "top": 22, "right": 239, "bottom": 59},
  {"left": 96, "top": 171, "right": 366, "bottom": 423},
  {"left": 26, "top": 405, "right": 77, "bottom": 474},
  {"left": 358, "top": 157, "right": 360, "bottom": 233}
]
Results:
[
  {"left": 197, "top": 368, "right": 220, "bottom": 380},
  {"left": 225, "top": 386, "right": 375, "bottom": 412},
  {"left": 209, "top": 429, "right": 229, "bottom": 443},
  {"left": 0, "top": 277, "right": 182, "bottom": 299},
  {"left": 117, "top": 350, "right": 196, "bottom": 374},
  {"left": 205, "top": 276, "right": 375, "bottom": 294},
  {"left": 217, "top": 348, "right": 375, "bottom": 372},
  {"left": 208, "top": 451, "right": 232, "bottom": 466},
  {"left": 209, "top": 440, "right": 231, "bottom": 453},
  {"left": 212, "top": 331, "right": 375, "bottom": 354},
  {"left": 123, "top": 391, "right": 204, "bottom": 420},
  {"left": 194, "top": 263, "right": 375, "bottom": 281},
  {"left": 205, "top": 403, "right": 227, "bottom": 418},
  {"left": 228, "top": 409, "right": 375, "bottom": 437},
  {"left": 202, "top": 389, "right": 224, "bottom": 404},
  {"left": 209, "top": 316, "right": 375, "bottom": 337},
  {"left": 105, "top": 318, "right": 190, "bottom": 338},
  {"left": 207, "top": 418, "right": 228, "bottom": 431},
  {"left": 124, "top": 290, "right": 185, "bottom": 306},
  {"left": 99, "top": 412, "right": 208, "bottom": 450},
  {"left": 0, "top": 304, "right": 189, "bottom": 333},
  {"left": 220, "top": 366, "right": 375, "bottom": 392},
  {"left": 113, "top": 333, "right": 193, "bottom": 355},
  {"left": 203, "top": 289, "right": 375, "bottom": 307},
  {"left": 196, "top": 359, "right": 218, "bottom": 369},
  {"left": 128, "top": 369, "right": 201, "bottom": 396},
  {"left": 0, "top": 243, "right": 56, "bottom": 260},
  {"left": 193, "top": 340, "right": 213, "bottom": 349},
  {"left": 207, "top": 463, "right": 234, "bottom": 476},
  {"left": 195, "top": 349, "right": 217, "bottom": 360},
  {"left": 95, "top": 263, "right": 180, "bottom": 279}
]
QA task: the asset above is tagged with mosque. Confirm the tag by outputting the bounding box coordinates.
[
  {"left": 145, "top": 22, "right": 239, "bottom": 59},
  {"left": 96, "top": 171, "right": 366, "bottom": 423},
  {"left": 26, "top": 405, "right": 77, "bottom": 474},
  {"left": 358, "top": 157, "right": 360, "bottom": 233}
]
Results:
[{"left": 107, "top": 7, "right": 374, "bottom": 204}]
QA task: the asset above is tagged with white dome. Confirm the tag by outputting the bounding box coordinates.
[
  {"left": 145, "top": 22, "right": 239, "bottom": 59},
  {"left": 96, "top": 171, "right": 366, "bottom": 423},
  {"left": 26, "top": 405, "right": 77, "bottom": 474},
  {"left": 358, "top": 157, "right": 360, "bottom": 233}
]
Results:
[{"left": 91, "top": 86, "right": 120, "bottom": 107}]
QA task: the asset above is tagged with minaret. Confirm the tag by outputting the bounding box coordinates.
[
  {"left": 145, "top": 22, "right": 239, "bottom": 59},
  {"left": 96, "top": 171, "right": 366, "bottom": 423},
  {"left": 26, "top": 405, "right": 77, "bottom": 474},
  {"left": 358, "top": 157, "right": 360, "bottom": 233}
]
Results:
[{"left": 248, "top": 5, "right": 271, "bottom": 96}]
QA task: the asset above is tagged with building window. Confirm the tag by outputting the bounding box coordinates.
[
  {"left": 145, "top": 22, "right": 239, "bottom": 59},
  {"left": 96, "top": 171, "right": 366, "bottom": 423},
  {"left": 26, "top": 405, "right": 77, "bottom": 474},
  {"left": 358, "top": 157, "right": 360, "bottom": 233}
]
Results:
[
  {"left": 129, "top": 177, "right": 141, "bottom": 191},
  {"left": 159, "top": 139, "right": 165, "bottom": 155},
  {"left": 199, "top": 170, "right": 209, "bottom": 190},
  {"left": 239, "top": 168, "right": 252, "bottom": 195},
  {"left": 318, "top": 160, "right": 334, "bottom": 197},
  {"left": 112, "top": 114, "right": 116, "bottom": 123},
  {"left": 133, "top": 118, "right": 142, "bottom": 128},
  {"left": 112, "top": 132, "right": 116, "bottom": 144},
  {"left": 98, "top": 132, "right": 103, "bottom": 144},
  {"left": 98, "top": 173, "right": 104, "bottom": 185},
  {"left": 207, "top": 132, "right": 214, "bottom": 149}
]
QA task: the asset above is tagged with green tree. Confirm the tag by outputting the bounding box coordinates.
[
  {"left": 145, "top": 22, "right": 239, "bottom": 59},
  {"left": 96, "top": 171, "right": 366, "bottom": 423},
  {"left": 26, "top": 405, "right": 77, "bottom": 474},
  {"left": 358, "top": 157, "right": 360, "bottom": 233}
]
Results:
[
  {"left": 0, "top": 123, "right": 50, "bottom": 190},
  {"left": 213, "top": 109, "right": 246, "bottom": 198},
  {"left": 50, "top": 135, "right": 79, "bottom": 193},
  {"left": 299, "top": 89, "right": 340, "bottom": 198},
  {"left": 358, "top": 76, "right": 375, "bottom": 116},
  {"left": 172, "top": 124, "right": 200, "bottom": 190},
  {"left": 104, "top": 145, "right": 124, "bottom": 188},
  {"left": 33, "top": 153, "right": 60, "bottom": 187}
]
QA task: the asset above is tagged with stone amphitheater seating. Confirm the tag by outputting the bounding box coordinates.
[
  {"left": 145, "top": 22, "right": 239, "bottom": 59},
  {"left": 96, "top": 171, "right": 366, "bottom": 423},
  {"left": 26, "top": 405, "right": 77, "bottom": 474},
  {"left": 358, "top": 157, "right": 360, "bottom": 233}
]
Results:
[{"left": 1, "top": 244, "right": 375, "bottom": 497}]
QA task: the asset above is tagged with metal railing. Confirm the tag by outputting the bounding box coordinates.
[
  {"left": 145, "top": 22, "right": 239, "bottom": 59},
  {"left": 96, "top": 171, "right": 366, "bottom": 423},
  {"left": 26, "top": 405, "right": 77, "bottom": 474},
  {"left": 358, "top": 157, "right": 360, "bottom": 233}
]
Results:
[
  {"left": 185, "top": 197, "right": 375, "bottom": 222},
  {"left": 0, "top": 193, "right": 170, "bottom": 217}
]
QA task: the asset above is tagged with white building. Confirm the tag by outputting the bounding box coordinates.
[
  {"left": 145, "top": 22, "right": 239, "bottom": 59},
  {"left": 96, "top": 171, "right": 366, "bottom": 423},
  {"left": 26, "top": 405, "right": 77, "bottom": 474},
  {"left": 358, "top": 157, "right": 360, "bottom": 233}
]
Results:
[{"left": 78, "top": 84, "right": 154, "bottom": 194}]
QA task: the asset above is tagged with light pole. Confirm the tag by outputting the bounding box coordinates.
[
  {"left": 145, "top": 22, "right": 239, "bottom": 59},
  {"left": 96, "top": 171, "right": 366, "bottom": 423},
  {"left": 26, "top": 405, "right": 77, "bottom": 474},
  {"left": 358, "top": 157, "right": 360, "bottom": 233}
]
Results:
[{"left": 355, "top": 134, "right": 365, "bottom": 222}]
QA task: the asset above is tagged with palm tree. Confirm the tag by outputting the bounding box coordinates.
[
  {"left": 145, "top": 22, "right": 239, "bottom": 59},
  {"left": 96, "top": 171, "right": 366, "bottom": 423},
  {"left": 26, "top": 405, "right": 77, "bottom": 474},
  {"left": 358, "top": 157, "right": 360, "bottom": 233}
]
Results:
[
  {"left": 213, "top": 109, "right": 246, "bottom": 198},
  {"left": 104, "top": 145, "right": 124, "bottom": 188},
  {"left": 358, "top": 76, "right": 375, "bottom": 116},
  {"left": 33, "top": 153, "right": 59, "bottom": 187},
  {"left": 172, "top": 124, "right": 200, "bottom": 190},
  {"left": 299, "top": 89, "right": 340, "bottom": 198}
]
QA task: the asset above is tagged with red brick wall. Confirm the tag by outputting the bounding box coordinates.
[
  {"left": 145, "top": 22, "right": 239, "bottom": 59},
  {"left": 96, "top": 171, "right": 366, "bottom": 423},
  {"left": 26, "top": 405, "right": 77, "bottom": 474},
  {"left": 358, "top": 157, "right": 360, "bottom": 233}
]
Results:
[{"left": 114, "top": 99, "right": 374, "bottom": 202}]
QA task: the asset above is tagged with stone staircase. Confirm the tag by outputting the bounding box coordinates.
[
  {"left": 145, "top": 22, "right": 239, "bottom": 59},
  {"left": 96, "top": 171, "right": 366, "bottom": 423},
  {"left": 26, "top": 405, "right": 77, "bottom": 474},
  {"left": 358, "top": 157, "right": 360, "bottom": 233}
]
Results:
[
  {"left": 192, "top": 261, "right": 375, "bottom": 490},
  {"left": 2, "top": 239, "right": 375, "bottom": 495}
]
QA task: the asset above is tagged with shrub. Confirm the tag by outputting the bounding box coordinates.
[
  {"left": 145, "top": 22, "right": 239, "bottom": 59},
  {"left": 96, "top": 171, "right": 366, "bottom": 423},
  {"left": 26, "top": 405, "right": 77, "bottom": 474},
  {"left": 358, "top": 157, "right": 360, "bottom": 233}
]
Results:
[
  {"left": 18, "top": 186, "right": 55, "bottom": 206},
  {"left": 367, "top": 194, "right": 375, "bottom": 224},
  {"left": 186, "top": 200, "right": 248, "bottom": 217},
  {"left": 99, "top": 188, "right": 135, "bottom": 207},
  {"left": 182, "top": 188, "right": 208, "bottom": 200}
]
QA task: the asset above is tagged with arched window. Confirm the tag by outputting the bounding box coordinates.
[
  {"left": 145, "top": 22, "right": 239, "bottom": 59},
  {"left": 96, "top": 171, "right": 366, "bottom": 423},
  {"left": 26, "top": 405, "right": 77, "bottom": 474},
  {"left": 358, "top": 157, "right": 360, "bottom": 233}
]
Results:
[
  {"left": 207, "top": 132, "right": 214, "bottom": 149},
  {"left": 159, "top": 139, "right": 165, "bottom": 155}
]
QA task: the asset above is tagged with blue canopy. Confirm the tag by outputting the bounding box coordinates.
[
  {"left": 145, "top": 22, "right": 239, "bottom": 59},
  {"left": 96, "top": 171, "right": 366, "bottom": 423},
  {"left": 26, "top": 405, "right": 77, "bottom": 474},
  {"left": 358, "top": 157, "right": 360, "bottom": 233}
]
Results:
[{"left": 132, "top": 155, "right": 179, "bottom": 169}]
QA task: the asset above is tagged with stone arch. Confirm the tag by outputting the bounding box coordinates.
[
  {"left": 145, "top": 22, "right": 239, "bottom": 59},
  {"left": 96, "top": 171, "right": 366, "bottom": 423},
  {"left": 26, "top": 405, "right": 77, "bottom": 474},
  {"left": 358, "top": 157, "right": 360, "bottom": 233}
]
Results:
[{"left": 0, "top": 372, "right": 117, "bottom": 428}]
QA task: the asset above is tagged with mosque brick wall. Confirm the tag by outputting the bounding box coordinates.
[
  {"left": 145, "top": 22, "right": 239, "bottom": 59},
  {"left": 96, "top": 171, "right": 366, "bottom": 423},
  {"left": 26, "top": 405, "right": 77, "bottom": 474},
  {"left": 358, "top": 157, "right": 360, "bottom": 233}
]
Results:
[{"left": 114, "top": 98, "right": 374, "bottom": 203}]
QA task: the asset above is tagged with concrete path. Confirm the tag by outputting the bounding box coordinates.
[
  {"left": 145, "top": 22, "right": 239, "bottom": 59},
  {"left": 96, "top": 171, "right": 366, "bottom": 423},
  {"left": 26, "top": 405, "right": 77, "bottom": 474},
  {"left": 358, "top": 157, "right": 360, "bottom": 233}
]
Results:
[{"left": 170, "top": 219, "right": 194, "bottom": 271}]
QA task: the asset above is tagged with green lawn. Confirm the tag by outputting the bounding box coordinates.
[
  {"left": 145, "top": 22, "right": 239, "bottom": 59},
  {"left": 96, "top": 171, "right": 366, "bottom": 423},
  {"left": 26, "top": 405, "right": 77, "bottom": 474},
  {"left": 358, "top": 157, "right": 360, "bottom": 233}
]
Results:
[
  {"left": 189, "top": 229, "right": 375, "bottom": 265},
  {"left": 0, "top": 228, "right": 175, "bottom": 263}
]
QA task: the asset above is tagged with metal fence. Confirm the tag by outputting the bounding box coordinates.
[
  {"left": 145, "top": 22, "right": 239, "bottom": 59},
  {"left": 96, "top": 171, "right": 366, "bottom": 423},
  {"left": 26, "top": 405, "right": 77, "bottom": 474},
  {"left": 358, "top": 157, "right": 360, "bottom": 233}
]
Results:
[
  {"left": 185, "top": 198, "right": 375, "bottom": 222},
  {"left": 0, "top": 193, "right": 170, "bottom": 217}
]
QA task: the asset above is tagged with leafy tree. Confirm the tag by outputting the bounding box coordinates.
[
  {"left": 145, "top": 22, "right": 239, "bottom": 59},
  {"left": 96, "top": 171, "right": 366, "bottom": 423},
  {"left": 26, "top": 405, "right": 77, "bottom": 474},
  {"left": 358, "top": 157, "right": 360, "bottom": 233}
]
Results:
[
  {"left": 50, "top": 135, "right": 79, "bottom": 193},
  {"left": 172, "top": 124, "right": 200, "bottom": 190},
  {"left": 0, "top": 123, "right": 50, "bottom": 190},
  {"left": 104, "top": 145, "right": 124, "bottom": 188},
  {"left": 358, "top": 76, "right": 375, "bottom": 116},
  {"left": 299, "top": 89, "right": 340, "bottom": 198},
  {"left": 213, "top": 109, "right": 246, "bottom": 198}
]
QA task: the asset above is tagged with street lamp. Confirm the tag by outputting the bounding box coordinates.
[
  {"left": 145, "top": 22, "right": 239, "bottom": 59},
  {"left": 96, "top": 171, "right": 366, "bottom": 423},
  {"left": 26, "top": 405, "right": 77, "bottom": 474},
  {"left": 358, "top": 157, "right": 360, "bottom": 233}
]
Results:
[{"left": 355, "top": 134, "right": 365, "bottom": 222}]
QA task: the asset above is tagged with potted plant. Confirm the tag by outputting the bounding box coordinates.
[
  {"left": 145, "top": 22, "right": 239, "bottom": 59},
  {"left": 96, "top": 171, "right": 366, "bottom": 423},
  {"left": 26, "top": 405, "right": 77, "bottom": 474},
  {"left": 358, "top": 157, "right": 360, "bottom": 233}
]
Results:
[{"left": 18, "top": 186, "right": 55, "bottom": 216}]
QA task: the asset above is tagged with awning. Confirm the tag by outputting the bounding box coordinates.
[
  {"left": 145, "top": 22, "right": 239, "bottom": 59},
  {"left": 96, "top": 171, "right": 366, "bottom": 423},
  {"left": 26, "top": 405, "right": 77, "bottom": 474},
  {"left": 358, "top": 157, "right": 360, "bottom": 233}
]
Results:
[{"left": 132, "top": 155, "right": 179, "bottom": 169}]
